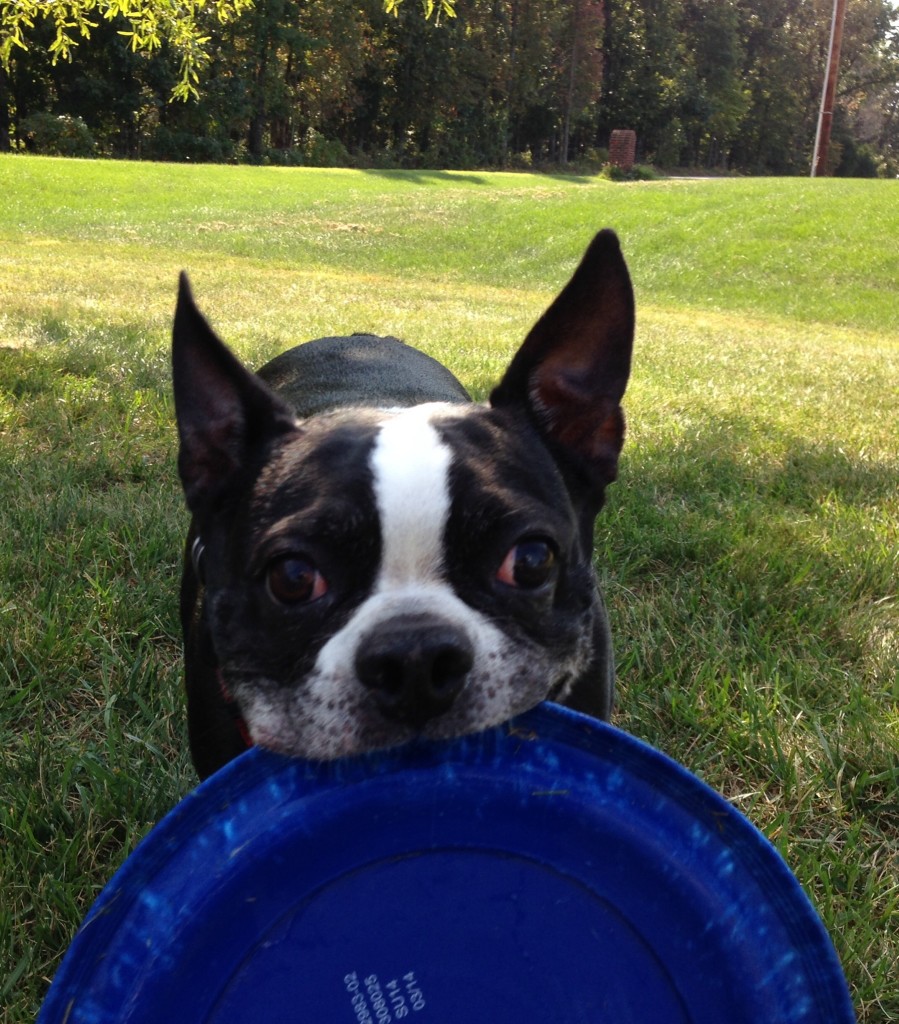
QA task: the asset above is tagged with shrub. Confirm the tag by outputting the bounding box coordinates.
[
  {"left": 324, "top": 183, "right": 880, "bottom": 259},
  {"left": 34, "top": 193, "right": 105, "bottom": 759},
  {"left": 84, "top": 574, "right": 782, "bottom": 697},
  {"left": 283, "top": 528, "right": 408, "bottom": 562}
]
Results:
[
  {"left": 599, "top": 162, "right": 661, "bottom": 181},
  {"left": 834, "top": 139, "right": 881, "bottom": 178},
  {"left": 20, "top": 113, "right": 97, "bottom": 157},
  {"left": 263, "top": 146, "right": 305, "bottom": 166},
  {"left": 565, "top": 147, "right": 609, "bottom": 175},
  {"left": 142, "top": 127, "right": 237, "bottom": 163},
  {"left": 302, "top": 129, "right": 352, "bottom": 167}
]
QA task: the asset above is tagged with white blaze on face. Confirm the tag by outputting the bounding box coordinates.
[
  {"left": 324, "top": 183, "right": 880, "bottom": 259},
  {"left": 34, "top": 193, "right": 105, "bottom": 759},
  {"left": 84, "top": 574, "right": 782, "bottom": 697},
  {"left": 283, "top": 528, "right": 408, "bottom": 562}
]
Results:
[
  {"left": 369, "top": 404, "right": 454, "bottom": 587},
  {"left": 306, "top": 402, "right": 465, "bottom": 691}
]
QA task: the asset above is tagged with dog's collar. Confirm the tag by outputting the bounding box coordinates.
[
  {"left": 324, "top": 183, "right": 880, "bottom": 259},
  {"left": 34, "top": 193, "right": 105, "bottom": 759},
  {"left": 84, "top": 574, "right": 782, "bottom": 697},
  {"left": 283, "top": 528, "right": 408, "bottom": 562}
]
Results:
[{"left": 217, "top": 669, "right": 254, "bottom": 751}]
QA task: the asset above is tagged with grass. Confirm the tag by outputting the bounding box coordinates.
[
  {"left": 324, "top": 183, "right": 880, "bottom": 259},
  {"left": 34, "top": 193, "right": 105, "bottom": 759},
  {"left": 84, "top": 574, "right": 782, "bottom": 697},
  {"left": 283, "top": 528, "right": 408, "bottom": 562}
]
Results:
[{"left": 1, "top": 155, "right": 897, "bottom": 1021}]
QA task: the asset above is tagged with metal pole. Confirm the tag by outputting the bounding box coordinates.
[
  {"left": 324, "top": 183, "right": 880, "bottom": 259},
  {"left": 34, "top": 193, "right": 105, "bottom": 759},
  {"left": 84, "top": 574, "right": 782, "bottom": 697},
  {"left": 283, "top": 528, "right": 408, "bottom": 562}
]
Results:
[{"left": 811, "top": 0, "right": 848, "bottom": 177}]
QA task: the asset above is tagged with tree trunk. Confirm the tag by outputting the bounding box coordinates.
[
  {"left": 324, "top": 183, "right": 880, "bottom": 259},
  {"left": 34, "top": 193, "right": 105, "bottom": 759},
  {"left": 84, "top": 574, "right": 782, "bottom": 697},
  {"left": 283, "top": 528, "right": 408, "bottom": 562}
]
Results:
[
  {"left": 0, "top": 66, "right": 11, "bottom": 152},
  {"left": 561, "top": 0, "right": 582, "bottom": 165},
  {"left": 248, "top": 9, "right": 272, "bottom": 158}
]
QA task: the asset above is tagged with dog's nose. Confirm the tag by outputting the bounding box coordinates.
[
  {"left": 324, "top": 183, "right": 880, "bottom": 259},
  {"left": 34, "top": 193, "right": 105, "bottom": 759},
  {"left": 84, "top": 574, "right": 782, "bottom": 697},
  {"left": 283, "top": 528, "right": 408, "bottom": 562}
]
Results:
[{"left": 355, "top": 616, "right": 473, "bottom": 727}]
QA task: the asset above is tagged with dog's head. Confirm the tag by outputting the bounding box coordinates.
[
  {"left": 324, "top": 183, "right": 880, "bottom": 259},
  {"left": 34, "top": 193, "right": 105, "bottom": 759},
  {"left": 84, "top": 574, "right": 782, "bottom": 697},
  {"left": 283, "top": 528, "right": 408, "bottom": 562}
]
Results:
[{"left": 173, "top": 230, "right": 633, "bottom": 770}]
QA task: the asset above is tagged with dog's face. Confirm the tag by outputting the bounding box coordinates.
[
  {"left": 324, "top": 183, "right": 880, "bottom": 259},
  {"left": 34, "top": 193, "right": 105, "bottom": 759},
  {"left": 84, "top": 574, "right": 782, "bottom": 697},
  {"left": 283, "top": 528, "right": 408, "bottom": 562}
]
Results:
[
  {"left": 197, "top": 401, "right": 601, "bottom": 760},
  {"left": 173, "top": 230, "right": 634, "bottom": 775}
]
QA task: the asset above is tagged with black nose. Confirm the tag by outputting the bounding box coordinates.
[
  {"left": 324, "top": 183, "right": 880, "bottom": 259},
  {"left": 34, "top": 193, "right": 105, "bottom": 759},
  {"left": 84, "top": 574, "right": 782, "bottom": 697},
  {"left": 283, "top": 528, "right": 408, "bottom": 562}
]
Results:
[{"left": 355, "top": 616, "right": 473, "bottom": 728}]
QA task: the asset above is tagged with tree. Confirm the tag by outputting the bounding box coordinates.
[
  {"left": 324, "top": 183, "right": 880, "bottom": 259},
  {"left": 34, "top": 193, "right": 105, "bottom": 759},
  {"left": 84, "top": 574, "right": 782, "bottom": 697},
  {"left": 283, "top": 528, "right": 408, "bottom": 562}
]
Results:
[
  {"left": 559, "top": 0, "right": 603, "bottom": 163},
  {"left": 0, "top": 0, "right": 253, "bottom": 101},
  {"left": 678, "top": 0, "right": 749, "bottom": 167},
  {"left": 830, "top": 0, "right": 899, "bottom": 173},
  {"left": 3, "top": 0, "right": 896, "bottom": 171},
  {"left": 0, "top": 0, "right": 455, "bottom": 104},
  {"left": 596, "top": 0, "right": 687, "bottom": 162},
  {"left": 729, "top": 0, "right": 824, "bottom": 172}
]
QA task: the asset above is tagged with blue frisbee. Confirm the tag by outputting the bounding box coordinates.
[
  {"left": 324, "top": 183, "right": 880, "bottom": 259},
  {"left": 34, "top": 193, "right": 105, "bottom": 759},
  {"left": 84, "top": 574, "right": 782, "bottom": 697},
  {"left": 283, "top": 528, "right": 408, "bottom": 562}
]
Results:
[{"left": 40, "top": 703, "right": 853, "bottom": 1023}]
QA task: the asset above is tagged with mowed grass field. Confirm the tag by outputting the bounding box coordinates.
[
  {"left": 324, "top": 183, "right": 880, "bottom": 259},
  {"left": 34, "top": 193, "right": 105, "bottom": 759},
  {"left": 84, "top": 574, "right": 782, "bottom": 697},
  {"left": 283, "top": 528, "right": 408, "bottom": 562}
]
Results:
[{"left": 1, "top": 157, "right": 897, "bottom": 1021}]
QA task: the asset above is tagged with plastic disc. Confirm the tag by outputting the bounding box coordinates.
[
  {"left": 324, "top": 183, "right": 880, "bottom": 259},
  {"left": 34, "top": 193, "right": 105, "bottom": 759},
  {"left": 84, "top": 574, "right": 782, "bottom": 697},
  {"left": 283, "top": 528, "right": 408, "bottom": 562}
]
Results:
[{"left": 39, "top": 702, "right": 854, "bottom": 1023}]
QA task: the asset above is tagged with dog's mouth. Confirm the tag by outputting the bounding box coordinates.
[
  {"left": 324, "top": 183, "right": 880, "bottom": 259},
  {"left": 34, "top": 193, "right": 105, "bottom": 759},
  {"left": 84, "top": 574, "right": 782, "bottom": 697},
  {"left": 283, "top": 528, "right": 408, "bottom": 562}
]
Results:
[
  {"left": 230, "top": 677, "right": 547, "bottom": 762},
  {"left": 222, "top": 604, "right": 592, "bottom": 762}
]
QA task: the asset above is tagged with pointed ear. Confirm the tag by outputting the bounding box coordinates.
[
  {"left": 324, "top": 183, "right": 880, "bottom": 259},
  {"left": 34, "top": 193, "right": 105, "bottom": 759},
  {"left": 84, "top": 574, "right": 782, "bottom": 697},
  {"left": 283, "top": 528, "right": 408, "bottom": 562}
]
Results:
[
  {"left": 172, "top": 273, "right": 298, "bottom": 518},
  {"left": 490, "top": 229, "right": 634, "bottom": 493}
]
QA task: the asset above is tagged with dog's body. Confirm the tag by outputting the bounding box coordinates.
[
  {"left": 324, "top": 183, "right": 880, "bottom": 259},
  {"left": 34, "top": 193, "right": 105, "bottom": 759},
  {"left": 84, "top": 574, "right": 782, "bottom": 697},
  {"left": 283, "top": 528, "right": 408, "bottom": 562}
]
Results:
[{"left": 173, "top": 230, "right": 634, "bottom": 779}]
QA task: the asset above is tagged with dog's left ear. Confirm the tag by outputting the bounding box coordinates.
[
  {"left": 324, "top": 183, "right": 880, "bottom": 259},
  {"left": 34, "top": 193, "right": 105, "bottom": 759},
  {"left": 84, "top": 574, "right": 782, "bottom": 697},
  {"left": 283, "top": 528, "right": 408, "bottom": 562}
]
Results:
[{"left": 490, "top": 229, "right": 634, "bottom": 494}]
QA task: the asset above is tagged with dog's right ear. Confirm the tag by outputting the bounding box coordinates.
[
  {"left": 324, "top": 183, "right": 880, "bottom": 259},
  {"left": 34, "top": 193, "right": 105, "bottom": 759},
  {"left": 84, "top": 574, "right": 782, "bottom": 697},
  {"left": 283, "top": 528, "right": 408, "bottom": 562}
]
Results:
[{"left": 172, "top": 273, "right": 298, "bottom": 518}]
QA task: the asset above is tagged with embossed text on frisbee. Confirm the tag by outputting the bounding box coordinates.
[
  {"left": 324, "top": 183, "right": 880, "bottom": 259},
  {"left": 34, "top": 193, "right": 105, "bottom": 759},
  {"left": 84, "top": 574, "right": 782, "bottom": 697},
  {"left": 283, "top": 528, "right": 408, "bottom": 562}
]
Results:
[{"left": 344, "top": 970, "right": 427, "bottom": 1021}]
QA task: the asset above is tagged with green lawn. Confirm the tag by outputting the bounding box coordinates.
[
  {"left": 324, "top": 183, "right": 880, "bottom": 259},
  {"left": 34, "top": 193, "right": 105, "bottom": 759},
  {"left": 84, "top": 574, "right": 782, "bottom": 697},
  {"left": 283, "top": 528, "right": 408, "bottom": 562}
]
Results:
[{"left": 1, "top": 156, "right": 897, "bottom": 1021}]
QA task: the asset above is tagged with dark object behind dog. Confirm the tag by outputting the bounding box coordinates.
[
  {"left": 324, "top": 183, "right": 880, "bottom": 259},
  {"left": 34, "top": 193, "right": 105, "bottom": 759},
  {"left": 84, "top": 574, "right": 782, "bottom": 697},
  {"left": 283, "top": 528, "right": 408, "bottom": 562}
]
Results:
[{"left": 173, "top": 230, "right": 634, "bottom": 780}]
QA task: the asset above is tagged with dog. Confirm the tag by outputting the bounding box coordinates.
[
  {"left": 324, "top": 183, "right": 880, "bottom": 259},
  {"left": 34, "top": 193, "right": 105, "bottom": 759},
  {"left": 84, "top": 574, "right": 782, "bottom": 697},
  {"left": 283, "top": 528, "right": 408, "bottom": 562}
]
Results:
[{"left": 172, "top": 229, "right": 634, "bottom": 780}]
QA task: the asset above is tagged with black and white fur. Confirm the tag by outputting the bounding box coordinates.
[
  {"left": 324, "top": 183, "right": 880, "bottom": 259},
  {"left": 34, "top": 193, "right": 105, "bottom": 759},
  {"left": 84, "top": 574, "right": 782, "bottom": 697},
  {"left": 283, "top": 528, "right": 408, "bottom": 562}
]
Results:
[{"left": 173, "top": 229, "right": 634, "bottom": 779}]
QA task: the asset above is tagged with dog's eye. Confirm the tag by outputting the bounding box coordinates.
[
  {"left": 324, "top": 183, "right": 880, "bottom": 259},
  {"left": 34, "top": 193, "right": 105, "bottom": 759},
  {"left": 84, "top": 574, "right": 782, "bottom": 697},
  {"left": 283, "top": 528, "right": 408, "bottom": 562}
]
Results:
[
  {"left": 496, "top": 539, "right": 557, "bottom": 590},
  {"left": 266, "top": 555, "right": 327, "bottom": 605}
]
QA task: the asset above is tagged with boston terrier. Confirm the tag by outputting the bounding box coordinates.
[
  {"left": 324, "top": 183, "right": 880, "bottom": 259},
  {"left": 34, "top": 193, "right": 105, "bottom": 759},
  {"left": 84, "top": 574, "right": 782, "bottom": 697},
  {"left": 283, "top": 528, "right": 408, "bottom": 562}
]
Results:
[{"left": 173, "top": 229, "right": 634, "bottom": 780}]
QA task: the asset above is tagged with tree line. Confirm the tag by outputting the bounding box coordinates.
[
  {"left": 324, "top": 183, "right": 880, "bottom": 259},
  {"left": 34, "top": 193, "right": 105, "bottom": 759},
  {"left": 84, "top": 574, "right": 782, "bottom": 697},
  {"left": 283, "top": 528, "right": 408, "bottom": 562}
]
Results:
[{"left": 2, "top": 0, "right": 898, "bottom": 175}]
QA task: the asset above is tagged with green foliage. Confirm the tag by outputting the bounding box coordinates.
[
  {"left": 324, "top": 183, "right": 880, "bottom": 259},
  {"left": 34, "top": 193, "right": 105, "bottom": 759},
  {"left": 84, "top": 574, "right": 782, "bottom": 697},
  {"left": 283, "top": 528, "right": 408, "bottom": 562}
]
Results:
[
  {"left": 599, "top": 161, "right": 661, "bottom": 181},
  {"left": 0, "top": 0, "right": 457, "bottom": 105},
  {"left": 834, "top": 137, "right": 881, "bottom": 178},
  {"left": 143, "top": 124, "right": 238, "bottom": 161},
  {"left": 597, "top": 0, "right": 899, "bottom": 174},
  {"left": 0, "top": 0, "right": 254, "bottom": 101},
  {"left": 299, "top": 128, "right": 351, "bottom": 167},
  {"left": 2, "top": 0, "right": 897, "bottom": 171},
  {"left": 384, "top": 0, "right": 457, "bottom": 22},
  {"left": 20, "top": 112, "right": 96, "bottom": 155}
]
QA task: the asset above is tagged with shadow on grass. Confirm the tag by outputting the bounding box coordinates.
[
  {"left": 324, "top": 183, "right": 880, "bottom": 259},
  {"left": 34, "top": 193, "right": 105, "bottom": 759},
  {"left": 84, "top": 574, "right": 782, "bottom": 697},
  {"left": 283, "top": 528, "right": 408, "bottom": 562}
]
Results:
[
  {"left": 360, "top": 168, "right": 491, "bottom": 186},
  {"left": 359, "top": 168, "right": 598, "bottom": 187},
  {"left": 0, "top": 315, "right": 171, "bottom": 395},
  {"left": 624, "top": 413, "right": 897, "bottom": 516},
  {"left": 605, "top": 411, "right": 896, "bottom": 708}
]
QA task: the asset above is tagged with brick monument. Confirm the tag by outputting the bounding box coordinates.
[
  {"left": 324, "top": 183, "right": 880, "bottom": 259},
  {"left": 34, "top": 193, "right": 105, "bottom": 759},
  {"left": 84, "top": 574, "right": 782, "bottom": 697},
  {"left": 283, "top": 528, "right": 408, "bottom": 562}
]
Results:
[{"left": 609, "top": 130, "right": 637, "bottom": 171}]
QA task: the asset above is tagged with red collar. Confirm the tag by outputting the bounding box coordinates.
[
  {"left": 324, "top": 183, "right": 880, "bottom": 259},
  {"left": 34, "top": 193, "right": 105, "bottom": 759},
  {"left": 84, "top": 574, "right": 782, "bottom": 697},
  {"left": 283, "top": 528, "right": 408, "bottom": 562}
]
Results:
[{"left": 217, "top": 670, "right": 254, "bottom": 750}]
